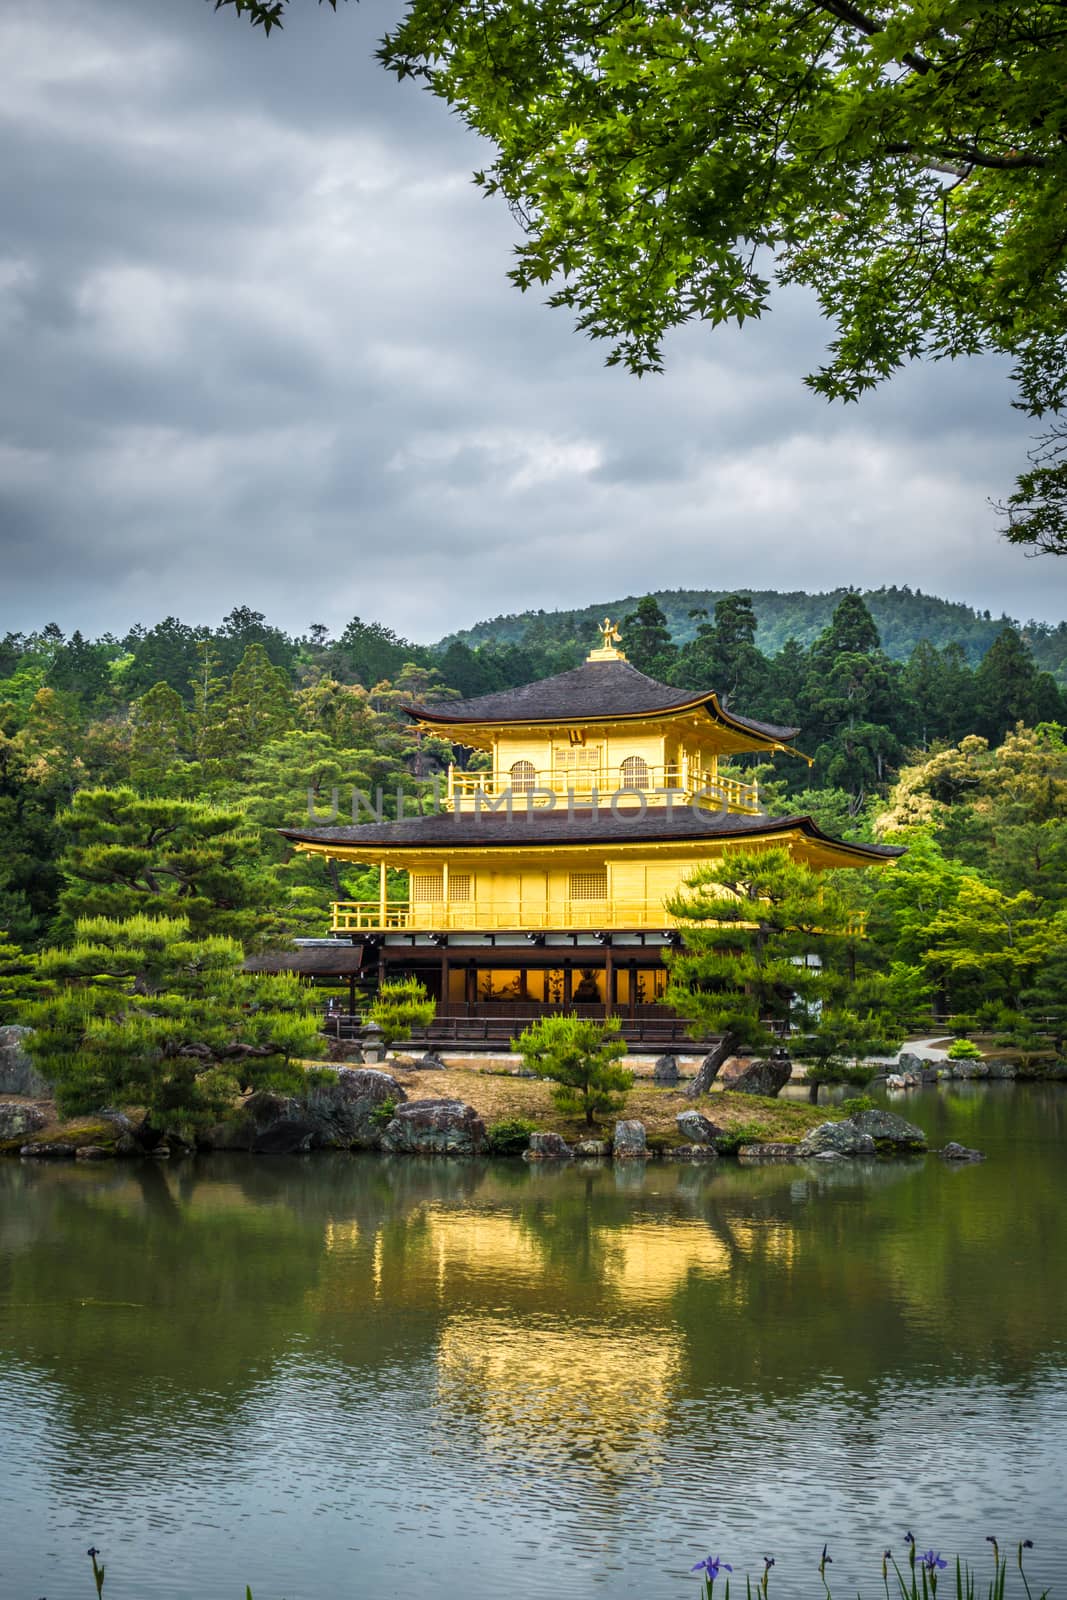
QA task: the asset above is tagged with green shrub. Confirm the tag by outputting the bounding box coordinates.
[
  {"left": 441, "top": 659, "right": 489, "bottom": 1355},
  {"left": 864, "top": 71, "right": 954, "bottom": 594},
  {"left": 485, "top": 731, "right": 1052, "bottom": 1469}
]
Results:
[
  {"left": 370, "top": 1096, "right": 398, "bottom": 1129},
  {"left": 947, "top": 1038, "right": 983, "bottom": 1060},
  {"left": 841, "top": 1094, "right": 875, "bottom": 1114},
  {"left": 485, "top": 1117, "right": 538, "bottom": 1156},
  {"left": 369, "top": 978, "right": 436, "bottom": 1046},
  {"left": 714, "top": 1121, "right": 768, "bottom": 1154}
]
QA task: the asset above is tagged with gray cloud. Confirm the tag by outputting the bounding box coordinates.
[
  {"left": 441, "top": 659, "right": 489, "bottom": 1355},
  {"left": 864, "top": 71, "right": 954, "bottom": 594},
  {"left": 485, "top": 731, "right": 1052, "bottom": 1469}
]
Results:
[{"left": 0, "top": 0, "right": 1060, "bottom": 645}]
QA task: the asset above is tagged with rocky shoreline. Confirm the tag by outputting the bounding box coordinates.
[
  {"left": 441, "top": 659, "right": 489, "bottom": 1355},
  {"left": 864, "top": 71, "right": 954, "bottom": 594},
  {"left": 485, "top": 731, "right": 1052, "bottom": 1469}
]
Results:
[{"left": 0, "top": 1061, "right": 981, "bottom": 1166}]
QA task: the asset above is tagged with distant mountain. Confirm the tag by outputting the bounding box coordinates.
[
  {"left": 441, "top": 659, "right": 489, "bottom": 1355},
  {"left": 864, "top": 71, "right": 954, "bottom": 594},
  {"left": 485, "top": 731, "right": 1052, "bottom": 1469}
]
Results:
[{"left": 437, "top": 585, "right": 1067, "bottom": 680}]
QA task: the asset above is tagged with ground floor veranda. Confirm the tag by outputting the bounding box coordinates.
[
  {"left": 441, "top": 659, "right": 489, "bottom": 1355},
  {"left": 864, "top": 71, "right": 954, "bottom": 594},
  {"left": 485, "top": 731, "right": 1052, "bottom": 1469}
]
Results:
[{"left": 293, "top": 931, "right": 712, "bottom": 1049}]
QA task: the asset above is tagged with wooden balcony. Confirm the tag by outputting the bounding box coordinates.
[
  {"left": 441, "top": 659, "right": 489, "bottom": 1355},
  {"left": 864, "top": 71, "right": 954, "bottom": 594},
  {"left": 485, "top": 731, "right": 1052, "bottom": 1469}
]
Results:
[{"left": 445, "top": 764, "right": 762, "bottom": 815}]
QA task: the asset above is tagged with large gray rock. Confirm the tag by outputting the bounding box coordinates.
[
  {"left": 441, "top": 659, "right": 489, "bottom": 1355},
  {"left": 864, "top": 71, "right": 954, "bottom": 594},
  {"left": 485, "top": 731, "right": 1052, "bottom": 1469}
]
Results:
[
  {"left": 668, "top": 1144, "right": 719, "bottom": 1161},
  {"left": 574, "top": 1139, "right": 609, "bottom": 1158},
  {"left": 0, "top": 1101, "right": 48, "bottom": 1142},
  {"left": 524, "top": 1131, "right": 572, "bottom": 1161},
  {"left": 652, "top": 1054, "right": 680, "bottom": 1085},
  {"left": 0, "top": 1026, "right": 52, "bottom": 1098},
  {"left": 303, "top": 1068, "right": 407, "bottom": 1149},
  {"left": 612, "top": 1119, "right": 648, "bottom": 1158},
  {"left": 722, "top": 1056, "right": 793, "bottom": 1098},
  {"left": 252, "top": 1119, "right": 316, "bottom": 1155},
  {"left": 380, "top": 1098, "right": 485, "bottom": 1156},
  {"left": 207, "top": 1091, "right": 303, "bottom": 1152},
  {"left": 675, "top": 1109, "right": 723, "bottom": 1146},
  {"left": 850, "top": 1108, "right": 927, "bottom": 1150},
  {"left": 797, "top": 1120, "right": 877, "bottom": 1158},
  {"left": 412, "top": 1051, "right": 448, "bottom": 1072}
]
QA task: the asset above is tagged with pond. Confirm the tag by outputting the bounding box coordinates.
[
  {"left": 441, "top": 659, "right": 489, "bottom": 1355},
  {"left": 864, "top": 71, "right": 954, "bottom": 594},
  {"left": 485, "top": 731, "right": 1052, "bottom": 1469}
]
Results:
[{"left": 1, "top": 1084, "right": 1065, "bottom": 1600}]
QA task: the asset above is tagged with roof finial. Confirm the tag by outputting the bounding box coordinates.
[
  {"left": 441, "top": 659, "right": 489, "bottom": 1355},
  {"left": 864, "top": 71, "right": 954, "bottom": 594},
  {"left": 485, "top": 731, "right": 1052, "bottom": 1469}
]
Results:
[{"left": 587, "top": 617, "right": 626, "bottom": 662}]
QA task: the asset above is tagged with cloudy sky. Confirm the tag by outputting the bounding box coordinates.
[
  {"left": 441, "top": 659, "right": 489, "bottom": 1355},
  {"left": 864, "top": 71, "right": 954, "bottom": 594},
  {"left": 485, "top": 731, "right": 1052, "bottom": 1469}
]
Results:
[{"left": 0, "top": 0, "right": 1060, "bottom": 645}]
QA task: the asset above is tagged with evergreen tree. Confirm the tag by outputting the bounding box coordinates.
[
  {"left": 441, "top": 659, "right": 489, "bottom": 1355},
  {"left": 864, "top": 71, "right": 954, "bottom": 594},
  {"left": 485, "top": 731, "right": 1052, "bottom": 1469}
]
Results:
[
  {"left": 369, "top": 977, "right": 437, "bottom": 1046},
  {"left": 219, "top": 643, "right": 295, "bottom": 759},
  {"left": 55, "top": 788, "right": 272, "bottom": 948},
  {"left": 129, "top": 683, "right": 192, "bottom": 793},
  {"left": 124, "top": 617, "right": 206, "bottom": 701},
  {"left": 622, "top": 596, "right": 676, "bottom": 679},
  {"left": 974, "top": 627, "right": 1052, "bottom": 742},
  {"left": 666, "top": 847, "right": 906, "bottom": 1094},
  {"left": 512, "top": 1013, "right": 632, "bottom": 1126},
  {"left": 16, "top": 914, "right": 323, "bottom": 1135}
]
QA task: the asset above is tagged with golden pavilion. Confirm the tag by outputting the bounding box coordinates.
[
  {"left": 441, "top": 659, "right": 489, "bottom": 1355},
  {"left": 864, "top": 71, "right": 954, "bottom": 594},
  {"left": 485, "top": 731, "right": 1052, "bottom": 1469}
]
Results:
[{"left": 282, "top": 620, "right": 901, "bottom": 1038}]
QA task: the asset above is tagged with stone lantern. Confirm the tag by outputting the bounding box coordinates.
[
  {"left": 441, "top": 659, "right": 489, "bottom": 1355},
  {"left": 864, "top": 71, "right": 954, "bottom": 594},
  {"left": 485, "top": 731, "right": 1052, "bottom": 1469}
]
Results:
[{"left": 360, "top": 1019, "right": 386, "bottom": 1065}]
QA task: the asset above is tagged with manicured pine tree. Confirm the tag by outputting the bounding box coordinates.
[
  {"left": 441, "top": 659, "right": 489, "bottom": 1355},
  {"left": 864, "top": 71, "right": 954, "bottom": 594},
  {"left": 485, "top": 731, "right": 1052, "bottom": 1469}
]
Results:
[
  {"left": 55, "top": 787, "right": 273, "bottom": 949},
  {"left": 666, "top": 846, "right": 907, "bottom": 1096},
  {"left": 16, "top": 915, "right": 323, "bottom": 1137},
  {"left": 512, "top": 1014, "right": 632, "bottom": 1127}
]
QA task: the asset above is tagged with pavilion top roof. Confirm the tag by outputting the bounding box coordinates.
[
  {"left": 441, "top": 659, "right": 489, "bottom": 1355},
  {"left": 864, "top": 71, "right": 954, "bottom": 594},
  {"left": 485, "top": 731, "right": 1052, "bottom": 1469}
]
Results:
[{"left": 403, "top": 657, "right": 799, "bottom": 743}]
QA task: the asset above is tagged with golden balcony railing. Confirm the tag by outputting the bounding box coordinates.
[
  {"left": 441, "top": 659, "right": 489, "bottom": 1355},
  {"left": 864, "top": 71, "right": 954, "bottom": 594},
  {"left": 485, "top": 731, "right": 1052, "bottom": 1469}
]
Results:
[
  {"left": 330, "top": 901, "right": 868, "bottom": 937},
  {"left": 445, "top": 765, "right": 762, "bottom": 815},
  {"left": 331, "top": 898, "right": 685, "bottom": 933}
]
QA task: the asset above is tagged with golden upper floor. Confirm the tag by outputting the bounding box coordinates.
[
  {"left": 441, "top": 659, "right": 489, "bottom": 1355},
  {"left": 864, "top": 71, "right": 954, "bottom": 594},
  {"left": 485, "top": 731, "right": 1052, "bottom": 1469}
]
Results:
[{"left": 404, "top": 623, "right": 802, "bottom": 816}]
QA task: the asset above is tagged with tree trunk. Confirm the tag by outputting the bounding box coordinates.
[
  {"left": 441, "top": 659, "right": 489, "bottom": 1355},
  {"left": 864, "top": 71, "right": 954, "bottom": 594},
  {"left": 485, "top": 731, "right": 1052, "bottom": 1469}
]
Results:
[{"left": 685, "top": 1033, "right": 739, "bottom": 1098}]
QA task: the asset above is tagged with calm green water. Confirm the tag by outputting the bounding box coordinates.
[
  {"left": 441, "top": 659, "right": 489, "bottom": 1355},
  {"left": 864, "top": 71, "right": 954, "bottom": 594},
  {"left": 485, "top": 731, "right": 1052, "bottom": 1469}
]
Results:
[{"left": 1, "top": 1085, "right": 1065, "bottom": 1600}]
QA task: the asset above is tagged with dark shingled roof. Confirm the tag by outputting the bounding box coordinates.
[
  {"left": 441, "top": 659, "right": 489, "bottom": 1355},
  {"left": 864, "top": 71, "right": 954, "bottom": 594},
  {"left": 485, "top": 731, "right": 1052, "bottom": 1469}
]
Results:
[
  {"left": 403, "top": 658, "right": 799, "bottom": 741},
  {"left": 281, "top": 806, "right": 904, "bottom": 861},
  {"left": 244, "top": 944, "right": 366, "bottom": 976}
]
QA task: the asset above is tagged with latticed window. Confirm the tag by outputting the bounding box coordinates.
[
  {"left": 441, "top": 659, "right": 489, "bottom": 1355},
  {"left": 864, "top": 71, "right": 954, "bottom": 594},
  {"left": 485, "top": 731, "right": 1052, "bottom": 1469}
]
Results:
[
  {"left": 620, "top": 755, "right": 650, "bottom": 790},
  {"left": 411, "top": 872, "right": 444, "bottom": 903},
  {"left": 509, "top": 760, "right": 536, "bottom": 794},
  {"left": 569, "top": 868, "right": 608, "bottom": 900},
  {"left": 448, "top": 873, "right": 472, "bottom": 902}
]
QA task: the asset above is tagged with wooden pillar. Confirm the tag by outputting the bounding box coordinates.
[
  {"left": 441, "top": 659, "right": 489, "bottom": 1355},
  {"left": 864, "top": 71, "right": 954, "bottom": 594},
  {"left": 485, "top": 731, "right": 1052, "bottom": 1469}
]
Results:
[
  {"left": 628, "top": 959, "right": 638, "bottom": 1020},
  {"left": 348, "top": 972, "right": 356, "bottom": 1015},
  {"left": 563, "top": 960, "right": 572, "bottom": 1008},
  {"left": 465, "top": 961, "right": 477, "bottom": 1009},
  {"left": 604, "top": 947, "right": 614, "bottom": 1017},
  {"left": 378, "top": 861, "right": 387, "bottom": 928},
  {"left": 440, "top": 947, "right": 450, "bottom": 1009}
]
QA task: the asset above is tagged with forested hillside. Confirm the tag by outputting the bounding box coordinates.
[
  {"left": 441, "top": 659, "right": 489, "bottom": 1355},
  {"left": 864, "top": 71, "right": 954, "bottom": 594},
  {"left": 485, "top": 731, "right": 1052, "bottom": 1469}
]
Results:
[
  {"left": 439, "top": 586, "right": 1067, "bottom": 683},
  {"left": 1, "top": 595, "right": 1065, "bottom": 1034}
]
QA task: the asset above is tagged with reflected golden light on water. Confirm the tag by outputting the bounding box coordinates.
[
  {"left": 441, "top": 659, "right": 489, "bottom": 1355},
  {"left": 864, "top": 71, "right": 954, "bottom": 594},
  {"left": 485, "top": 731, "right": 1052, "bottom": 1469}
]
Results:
[{"left": 435, "top": 1313, "right": 683, "bottom": 1474}]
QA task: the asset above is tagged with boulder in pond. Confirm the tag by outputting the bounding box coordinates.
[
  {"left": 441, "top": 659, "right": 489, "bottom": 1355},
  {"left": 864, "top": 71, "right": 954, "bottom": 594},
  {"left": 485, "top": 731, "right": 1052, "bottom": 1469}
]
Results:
[
  {"left": 849, "top": 1108, "right": 927, "bottom": 1151},
  {"left": 0, "top": 1026, "right": 52, "bottom": 1098},
  {"left": 668, "top": 1144, "right": 718, "bottom": 1162},
  {"left": 652, "top": 1054, "right": 680, "bottom": 1085},
  {"left": 573, "top": 1138, "right": 610, "bottom": 1158},
  {"left": 721, "top": 1056, "right": 792, "bottom": 1098},
  {"left": 379, "top": 1098, "right": 485, "bottom": 1156},
  {"left": 675, "top": 1109, "right": 723, "bottom": 1146},
  {"left": 303, "top": 1067, "right": 407, "bottom": 1149},
  {"left": 20, "top": 1140, "right": 76, "bottom": 1159},
  {"left": 612, "top": 1119, "right": 648, "bottom": 1158},
  {"left": 0, "top": 1102, "right": 48, "bottom": 1143},
  {"left": 939, "top": 1141, "right": 986, "bottom": 1163},
  {"left": 524, "top": 1131, "right": 572, "bottom": 1161},
  {"left": 797, "top": 1121, "right": 876, "bottom": 1158}
]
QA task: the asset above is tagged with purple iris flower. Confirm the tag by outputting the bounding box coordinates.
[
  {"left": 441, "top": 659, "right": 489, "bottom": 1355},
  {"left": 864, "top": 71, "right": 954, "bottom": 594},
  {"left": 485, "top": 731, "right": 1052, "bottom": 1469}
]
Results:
[
  {"left": 692, "top": 1557, "right": 733, "bottom": 1582},
  {"left": 921, "top": 1552, "right": 948, "bottom": 1571}
]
